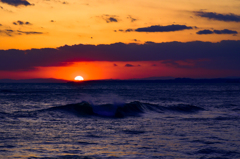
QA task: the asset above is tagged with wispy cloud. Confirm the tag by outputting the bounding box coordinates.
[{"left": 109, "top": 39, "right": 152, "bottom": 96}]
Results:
[
  {"left": 127, "top": 15, "right": 137, "bottom": 22},
  {"left": 0, "top": 29, "right": 44, "bottom": 36},
  {"left": 101, "top": 15, "right": 119, "bottom": 23},
  {"left": 194, "top": 11, "right": 240, "bottom": 22},
  {"left": 197, "top": 29, "right": 238, "bottom": 35},
  {"left": 124, "top": 64, "right": 141, "bottom": 67}
]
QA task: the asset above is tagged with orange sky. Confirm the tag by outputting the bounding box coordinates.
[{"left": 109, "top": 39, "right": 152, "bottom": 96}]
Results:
[
  {"left": 0, "top": 0, "right": 240, "bottom": 80},
  {"left": 0, "top": 61, "right": 239, "bottom": 81}
]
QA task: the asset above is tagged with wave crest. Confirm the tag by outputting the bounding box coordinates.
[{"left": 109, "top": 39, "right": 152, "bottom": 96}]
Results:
[{"left": 40, "top": 101, "right": 204, "bottom": 118}]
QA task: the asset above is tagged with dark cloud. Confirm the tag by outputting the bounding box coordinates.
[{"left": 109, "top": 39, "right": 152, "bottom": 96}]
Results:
[
  {"left": 0, "top": 40, "right": 240, "bottom": 71},
  {"left": 194, "top": 11, "right": 240, "bottom": 22},
  {"left": 197, "top": 29, "right": 238, "bottom": 35},
  {"left": 0, "top": 29, "right": 44, "bottom": 36},
  {"left": 108, "top": 17, "right": 118, "bottom": 22},
  {"left": 101, "top": 15, "right": 119, "bottom": 23},
  {"left": 125, "top": 64, "right": 141, "bottom": 67},
  {"left": 135, "top": 25, "right": 193, "bottom": 32},
  {"left": 0, "top": 0, "right": 32, "bottom": 6},
  {"left": 13, "top": 21, "right": 31, "bottom": 25},
  {"left": 125, "top": 64, "right": 134, "bottom": 67},
  {"left": 196, "top": 29, "right": 213, "bottom": 35},
  {"left": 119, "top": 24, "right": 193, "bottom": 33},
  {"left": 214, "top": 29, "right": 238, "bottom": 34},
  {"left": 113, "top": 63, "right": 118, "bottom": 67}
]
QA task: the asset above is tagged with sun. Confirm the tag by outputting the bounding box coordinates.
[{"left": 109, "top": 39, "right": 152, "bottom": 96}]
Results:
[{"left": 74, "top": 76, "right": 84, "bottom": 81}]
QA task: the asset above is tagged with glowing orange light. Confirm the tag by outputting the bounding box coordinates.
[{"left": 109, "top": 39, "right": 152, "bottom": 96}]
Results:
[{"left": 74, "top": 76, "right": 84, "bottom": 81}]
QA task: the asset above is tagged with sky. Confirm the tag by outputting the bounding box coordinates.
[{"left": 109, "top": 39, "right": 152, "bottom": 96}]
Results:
[{"left": 0, "top": 0, "right": 240, "bottom": 81}]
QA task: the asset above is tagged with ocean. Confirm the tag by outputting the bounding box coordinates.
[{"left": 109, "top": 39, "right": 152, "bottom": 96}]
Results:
[{"left": 0, "top": 81, "right": 239, "bottom": 159}]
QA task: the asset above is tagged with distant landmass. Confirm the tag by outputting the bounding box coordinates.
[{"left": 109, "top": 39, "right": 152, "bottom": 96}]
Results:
[
  {"left": 134, "top": 76, "right": 175, "bottom": 80},
  {"left": 0, "top": 78, "right": 70, "bottom": 83},
  {"left": 0, "top": 77, "right": 240, "bottom": 83}
]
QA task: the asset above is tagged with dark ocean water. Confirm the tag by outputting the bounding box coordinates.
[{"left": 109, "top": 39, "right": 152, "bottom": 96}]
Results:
[{"left": 0, "top": 81, "right": 240, "bottom": 159}]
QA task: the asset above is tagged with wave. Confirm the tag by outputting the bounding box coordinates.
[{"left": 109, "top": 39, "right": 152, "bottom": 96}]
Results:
[
  {"left": 1, "top": 101, "right": 205, "bottom": 119},
  {"left": 42, "top": 101, "right": 146, "bottom": 118},
  {"left": 36, "top": 101, "right": 205, "bottom": 118}
]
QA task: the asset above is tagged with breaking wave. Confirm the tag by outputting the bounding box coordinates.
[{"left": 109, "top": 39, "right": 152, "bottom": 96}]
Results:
[
  {"left": 37, "top": 101, "right": 205, "bottom": 118},
  {"left": 1, "top": 101, "right": 205, "bottom": 119}
]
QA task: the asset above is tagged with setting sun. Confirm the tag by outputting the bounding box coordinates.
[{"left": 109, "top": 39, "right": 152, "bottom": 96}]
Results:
[{"left": 74, "top": 76, "right": 84, "bottom": 81}]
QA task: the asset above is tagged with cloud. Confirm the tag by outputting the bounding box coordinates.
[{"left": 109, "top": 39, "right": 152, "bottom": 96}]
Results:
[
  {"left": 101, "top": 15, "right": 136, "bottom": 23},
  {"left": 124, "top": 64, "right": 141, "bottom": 67},
  {"left": 13, "top": 21, "right": 31, "bottom": 25},
  {"left": 196, "top": 29, "right": 213, "bottom": 35},
  {"left": 0, "top": 0, "right": 32, "bottom": 6},
  {"left": 197, "top": 29, "right": 238, "bottom": 35},
  {"left": 101, "top": 15, "right": 119, "bottom": 23},
  {"left": 0, "top": 29, "right": 44, "bottom": 36},
  {"left": 194, "top": 11, "right": 240, "bottom": 22},
  {"left": 17, "top": 30, "right": 43, "bottom": 35},
  {"left": 135, "top": 25, "right": 193, "bottom": 32},
  {"left": 125, "top": 64, "right": 134, "bottom": 67},
  {"left": 0, "top": 40, "right": 240, "bottom": 71},
  {"left": 0, "top": 29, "right": 14, "bottom": 36},
  {"left": 162, "top": 59, "right": 198, "bottom": 68},
  {"left": 127, "top": 15, "right": 137, "bottom": 22},
  {"left": 214, "top": 29, "right": 238, "bottom": 34},
  {"left": 0, "top": 5, "right": 12, "bottom": 12},
  {"left": 108, "top": 17, "right": 117, "bottom": 22},
  {"left": 119, "top": 24, "right": 194, "bottom": 33},
  {"left": 125, "top": 29, "right": 134, "bottom": 32},
  {"left": 133, "top": 39, "right": 140, "bottom": 42},
  {"left": 113, "top": 63, "right": 118, "bottom": 67}
]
